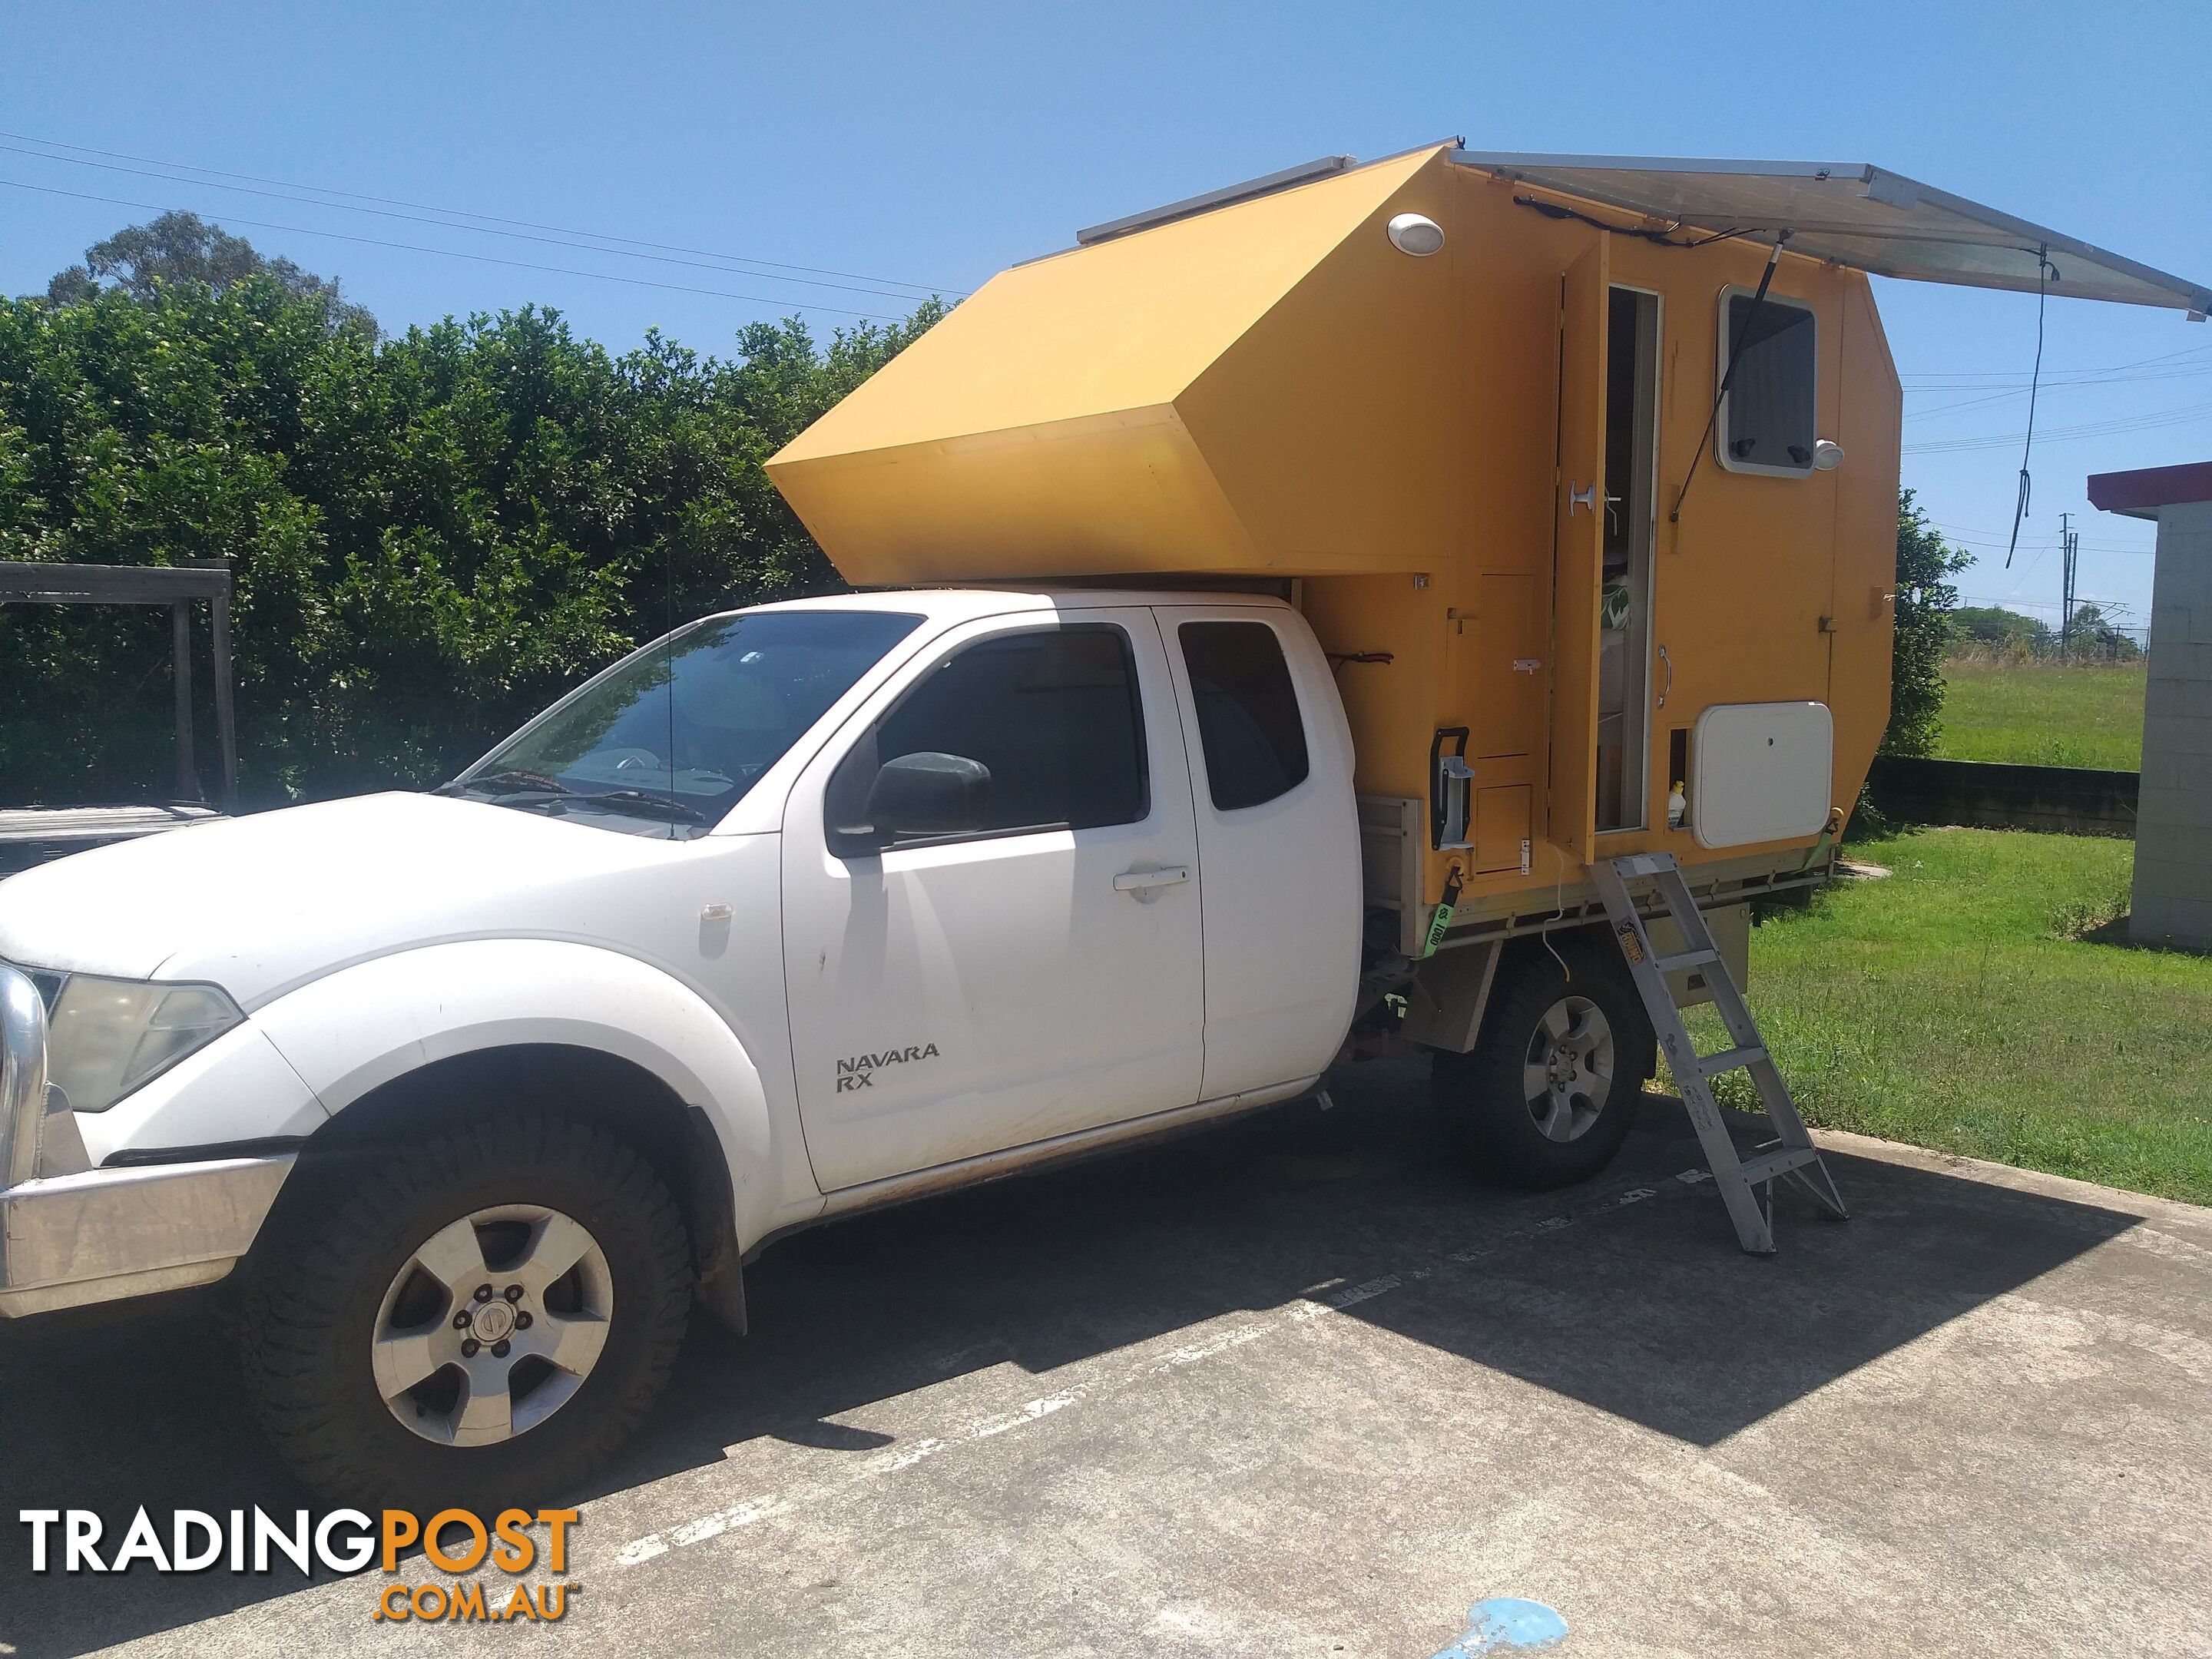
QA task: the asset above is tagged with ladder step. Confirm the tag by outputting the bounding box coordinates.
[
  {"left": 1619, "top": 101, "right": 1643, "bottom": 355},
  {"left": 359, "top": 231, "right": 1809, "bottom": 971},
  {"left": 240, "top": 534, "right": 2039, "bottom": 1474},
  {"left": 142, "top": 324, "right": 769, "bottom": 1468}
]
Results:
[
  {"left": 1696, "top": 1044, "right": 1768, "bottom": 1078},
  {"left": 1594, "top": 850, "right": 1846, "bottom": 1255},
  {"left": 1737, "top": 1146, "right": 1821, "bottom": 1184}
]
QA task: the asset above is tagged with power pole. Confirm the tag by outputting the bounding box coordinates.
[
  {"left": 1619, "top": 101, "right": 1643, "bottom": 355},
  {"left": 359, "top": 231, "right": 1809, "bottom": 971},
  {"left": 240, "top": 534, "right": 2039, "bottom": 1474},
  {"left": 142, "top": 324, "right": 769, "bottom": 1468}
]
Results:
[{"left": 2058, "top": 512, "right": 2080, "bottom": 660}]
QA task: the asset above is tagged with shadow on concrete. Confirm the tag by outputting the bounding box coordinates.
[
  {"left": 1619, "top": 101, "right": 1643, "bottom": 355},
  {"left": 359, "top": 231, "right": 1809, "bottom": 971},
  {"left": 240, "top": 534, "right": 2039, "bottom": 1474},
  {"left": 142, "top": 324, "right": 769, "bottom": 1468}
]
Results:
[{"left": 0, "top": 1056, "right": 2142, "bottom": 1655}]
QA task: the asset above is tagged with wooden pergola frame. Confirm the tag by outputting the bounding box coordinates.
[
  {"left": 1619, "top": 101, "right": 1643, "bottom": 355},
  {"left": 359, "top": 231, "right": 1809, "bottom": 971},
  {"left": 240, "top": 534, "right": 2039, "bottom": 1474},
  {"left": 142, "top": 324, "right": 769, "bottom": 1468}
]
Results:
[{"left": 0, "top": 561, "right": 238, "bottom": 811}]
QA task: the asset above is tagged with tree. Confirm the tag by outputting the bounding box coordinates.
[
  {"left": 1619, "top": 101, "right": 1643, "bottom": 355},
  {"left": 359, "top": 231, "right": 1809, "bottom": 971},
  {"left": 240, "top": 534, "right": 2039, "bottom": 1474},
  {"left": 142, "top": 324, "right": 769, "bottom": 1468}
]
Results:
[
  {"left": 45, "top": 210, "right": 376, "bottom": 337},
  {"left": 2065, "top": 603, "right": 2144, "bottom": 661},
  {"left": 1882, "top": 490, "right": 1971, "bottom": 757},
  {"left": 1955, "top": 604, "right": 2050, "bottom": 651},
  {"left": 0, "top": 270, "right": 945, "bottom": 805}
]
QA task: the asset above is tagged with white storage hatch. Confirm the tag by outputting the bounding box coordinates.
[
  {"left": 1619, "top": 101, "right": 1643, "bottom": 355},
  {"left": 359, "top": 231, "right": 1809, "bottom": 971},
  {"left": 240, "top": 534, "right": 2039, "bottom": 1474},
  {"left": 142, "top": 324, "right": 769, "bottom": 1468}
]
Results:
[{"left": 1690, "top": 702, "right": 1835, "bottom": 849}]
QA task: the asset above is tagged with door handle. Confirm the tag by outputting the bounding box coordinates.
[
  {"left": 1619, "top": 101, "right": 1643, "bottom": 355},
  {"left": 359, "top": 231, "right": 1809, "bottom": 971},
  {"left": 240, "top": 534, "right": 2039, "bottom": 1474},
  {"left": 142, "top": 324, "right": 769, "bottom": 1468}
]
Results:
[
  {"left": 1114, "top": 865, "right": 1190, "bottom": 902},
  {"left": 1568, "top": 482, "right": 1597, "bottom": 515},
  {"left": 1657, "top": 643, "right": 1672, "bottom": 708}
]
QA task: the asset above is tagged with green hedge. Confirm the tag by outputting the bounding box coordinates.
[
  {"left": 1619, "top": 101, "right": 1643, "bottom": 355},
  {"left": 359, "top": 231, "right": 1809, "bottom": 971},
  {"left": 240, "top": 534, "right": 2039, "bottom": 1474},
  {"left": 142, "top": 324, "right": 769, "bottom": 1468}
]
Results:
[{"left": 0, "top": 279, "right": 940, "bottom": 806}]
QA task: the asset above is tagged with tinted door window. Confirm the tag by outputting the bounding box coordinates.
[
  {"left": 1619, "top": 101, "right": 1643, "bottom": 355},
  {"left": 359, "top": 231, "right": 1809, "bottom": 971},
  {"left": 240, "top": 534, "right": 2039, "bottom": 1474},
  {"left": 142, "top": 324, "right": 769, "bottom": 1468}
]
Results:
[
  {"left": 831, "top": 624, "right": 1148, "bottom": 849},
  {"left": 1178, "top": 621, "right": 1310, "bottom": 810}
]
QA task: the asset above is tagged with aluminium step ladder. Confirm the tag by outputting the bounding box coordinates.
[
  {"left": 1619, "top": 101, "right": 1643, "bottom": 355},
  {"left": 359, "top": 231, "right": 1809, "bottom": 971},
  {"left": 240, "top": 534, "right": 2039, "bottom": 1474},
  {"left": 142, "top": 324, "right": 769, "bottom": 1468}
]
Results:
[{"left": 1591, "top": 852, "right": 1848, "bottom": 1255}]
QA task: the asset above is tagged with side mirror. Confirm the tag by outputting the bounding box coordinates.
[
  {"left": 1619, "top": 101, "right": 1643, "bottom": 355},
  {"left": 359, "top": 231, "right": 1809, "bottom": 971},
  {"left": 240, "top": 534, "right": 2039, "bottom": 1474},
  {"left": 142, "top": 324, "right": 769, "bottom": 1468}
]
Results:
[{"left": 863, "top": 752, "right": 990, "bottom": 839}]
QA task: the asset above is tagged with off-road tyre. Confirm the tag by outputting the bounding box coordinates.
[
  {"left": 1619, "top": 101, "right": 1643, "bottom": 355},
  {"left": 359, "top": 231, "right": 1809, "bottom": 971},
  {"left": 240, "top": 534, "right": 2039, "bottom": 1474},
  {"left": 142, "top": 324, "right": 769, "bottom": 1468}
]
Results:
[
  {"left": 1434, "top": 946, "right": 1657, "bottom": 1190},
  {"left": 237, "top": 1110, "right": 690, "bottom": 1511}
]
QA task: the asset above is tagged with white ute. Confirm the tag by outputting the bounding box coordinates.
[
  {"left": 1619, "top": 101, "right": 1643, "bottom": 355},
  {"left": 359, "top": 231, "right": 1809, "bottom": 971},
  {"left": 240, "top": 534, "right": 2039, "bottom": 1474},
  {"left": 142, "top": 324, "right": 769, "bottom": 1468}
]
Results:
[{"left": 0, "top": 588, "right": 1656, "bottom": 1504}]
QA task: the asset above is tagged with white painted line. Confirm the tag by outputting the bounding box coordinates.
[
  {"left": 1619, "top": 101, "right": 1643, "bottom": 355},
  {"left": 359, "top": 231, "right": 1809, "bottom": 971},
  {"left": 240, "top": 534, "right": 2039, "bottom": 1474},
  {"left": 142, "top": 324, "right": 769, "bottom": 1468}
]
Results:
[
  {"left": 619, "top": 1495, "right": 790, "bottom": 1565},
  {"left": 1290, "top": 1273, "right": 1403, "bottom": 1320}
]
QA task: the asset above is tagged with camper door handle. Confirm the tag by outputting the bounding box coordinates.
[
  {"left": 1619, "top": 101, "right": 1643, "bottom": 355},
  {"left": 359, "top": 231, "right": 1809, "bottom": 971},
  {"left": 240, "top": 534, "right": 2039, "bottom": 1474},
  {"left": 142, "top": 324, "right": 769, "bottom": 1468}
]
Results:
[
  {"left": 1568, "top": 482, "right": 1597, "bottom": 515},
  {"left": 1657, "top": 643, "right": 1672, "bottom": 708}
]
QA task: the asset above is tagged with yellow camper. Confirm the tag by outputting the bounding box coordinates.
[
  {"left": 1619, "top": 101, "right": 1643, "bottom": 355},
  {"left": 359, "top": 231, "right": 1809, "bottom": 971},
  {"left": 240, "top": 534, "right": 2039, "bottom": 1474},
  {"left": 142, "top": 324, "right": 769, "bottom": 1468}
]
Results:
[
  {"left": 772, "top": 144, "right": 2204, "bottom": 939},
  {"left": 768, "top": 145, "right": 2207, "bottom": 1242}
]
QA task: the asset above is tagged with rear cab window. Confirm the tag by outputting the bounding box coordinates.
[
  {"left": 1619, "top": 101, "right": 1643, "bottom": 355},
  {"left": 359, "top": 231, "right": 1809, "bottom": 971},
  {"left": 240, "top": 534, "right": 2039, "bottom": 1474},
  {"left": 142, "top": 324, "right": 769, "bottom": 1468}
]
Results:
[{"left": 1177, "top": 620, "right": 1310, "bottom": 811}]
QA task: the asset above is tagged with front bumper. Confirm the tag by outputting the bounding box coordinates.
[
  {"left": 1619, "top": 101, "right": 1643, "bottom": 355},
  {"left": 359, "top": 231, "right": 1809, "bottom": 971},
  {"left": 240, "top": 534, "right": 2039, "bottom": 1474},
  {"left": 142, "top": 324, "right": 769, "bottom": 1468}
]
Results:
[{"left": 0, "top": 963, "right": 293, "bottom": 1317}]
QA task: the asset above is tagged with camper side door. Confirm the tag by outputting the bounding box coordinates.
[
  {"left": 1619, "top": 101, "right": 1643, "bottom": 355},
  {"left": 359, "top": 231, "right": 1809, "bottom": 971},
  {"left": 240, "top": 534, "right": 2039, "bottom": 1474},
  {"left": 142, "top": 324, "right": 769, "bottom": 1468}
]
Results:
[{"left": 1548, "top": 236, "right": 1609, "bottom": 866}]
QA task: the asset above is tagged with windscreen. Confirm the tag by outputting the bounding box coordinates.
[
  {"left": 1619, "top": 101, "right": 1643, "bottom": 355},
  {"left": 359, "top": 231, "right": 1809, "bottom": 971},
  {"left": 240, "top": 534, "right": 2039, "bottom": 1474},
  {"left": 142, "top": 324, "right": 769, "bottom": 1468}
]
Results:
[{"left": 450, "top": 609, "right": 922, "bottom": 834}]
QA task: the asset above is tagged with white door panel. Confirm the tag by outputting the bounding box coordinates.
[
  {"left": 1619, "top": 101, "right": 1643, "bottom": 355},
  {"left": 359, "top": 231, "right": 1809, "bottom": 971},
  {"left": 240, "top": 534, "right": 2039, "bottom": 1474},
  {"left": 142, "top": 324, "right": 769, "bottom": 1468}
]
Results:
[
  {"left": 1159, "top": 606, "right": 1362, "bottom": 1100},
  {"left": 781, "top": 608, "right": 1204, "bottom": 1190}
]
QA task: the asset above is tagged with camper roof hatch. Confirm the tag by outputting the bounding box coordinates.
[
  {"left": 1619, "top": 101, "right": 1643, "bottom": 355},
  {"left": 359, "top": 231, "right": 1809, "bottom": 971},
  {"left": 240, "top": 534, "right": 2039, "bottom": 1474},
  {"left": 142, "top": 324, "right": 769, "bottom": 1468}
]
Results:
[{"left": 1450, "top": 151, "right": 2212, "bottom": 316}]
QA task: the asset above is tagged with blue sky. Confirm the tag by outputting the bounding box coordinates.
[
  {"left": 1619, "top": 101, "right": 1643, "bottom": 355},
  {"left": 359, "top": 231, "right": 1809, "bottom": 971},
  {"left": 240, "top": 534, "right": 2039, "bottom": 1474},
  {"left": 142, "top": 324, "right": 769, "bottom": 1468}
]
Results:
[{"left": 5, "top": 1, "right": 2208, "bottom": 628}]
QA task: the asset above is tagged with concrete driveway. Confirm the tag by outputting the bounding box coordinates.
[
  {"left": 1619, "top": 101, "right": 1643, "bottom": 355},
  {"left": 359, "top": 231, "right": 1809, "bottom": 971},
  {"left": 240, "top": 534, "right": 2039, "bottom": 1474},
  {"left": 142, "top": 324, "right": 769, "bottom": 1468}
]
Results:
[{"left": 5, "top": 1056, "right": 2208, "bottom": 1657}]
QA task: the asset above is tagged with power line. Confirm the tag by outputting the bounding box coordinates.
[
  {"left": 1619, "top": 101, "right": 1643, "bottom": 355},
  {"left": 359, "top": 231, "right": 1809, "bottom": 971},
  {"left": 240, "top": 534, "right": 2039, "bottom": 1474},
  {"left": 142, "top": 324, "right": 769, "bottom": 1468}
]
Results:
[
  {"left": 1899, "top": 342, "right": 2212, "bottom": 385},
  {"left": 1931, "top": 522, "right": 2154, "bottom": 555},
  {"left": 0, "top": 127, "right": 966, "bottom": 300},
  {"left": 0, "top": 141, "right": 952, "bottom": 306},
  {"left": 0, "top": 176, "right": 913, "bottom": 323},
  {"left": 1906, "top": 363, "right": 2212, "bottom": 422},
  {"left": 1904, "top": 399, "right": 2212, "bottom": 455}
]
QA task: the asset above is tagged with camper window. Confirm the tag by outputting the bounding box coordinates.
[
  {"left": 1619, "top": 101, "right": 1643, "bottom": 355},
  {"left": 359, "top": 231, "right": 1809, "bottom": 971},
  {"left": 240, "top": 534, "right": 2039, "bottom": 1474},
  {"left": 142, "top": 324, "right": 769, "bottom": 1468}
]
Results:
[{"left": 1715, "top": 286, "right": 1816, "bottom": 478}]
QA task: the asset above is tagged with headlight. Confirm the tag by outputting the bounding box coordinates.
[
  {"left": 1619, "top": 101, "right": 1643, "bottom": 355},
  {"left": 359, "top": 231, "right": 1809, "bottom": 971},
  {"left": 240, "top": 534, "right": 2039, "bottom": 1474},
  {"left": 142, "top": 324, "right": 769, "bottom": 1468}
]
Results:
[{"left": 45, "top": 975, "right": 244, "bottom": 1114}]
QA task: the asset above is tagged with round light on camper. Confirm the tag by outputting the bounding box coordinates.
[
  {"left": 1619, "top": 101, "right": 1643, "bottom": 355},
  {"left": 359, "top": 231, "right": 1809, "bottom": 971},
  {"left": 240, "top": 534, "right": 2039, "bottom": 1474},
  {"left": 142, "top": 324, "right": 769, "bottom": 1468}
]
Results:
[
  {"left": 1812, "top": 439, "right": 1846, "bottom": 472},
  {"left": 1387, "top": 213, "right": 1445, "bottom": 257}
]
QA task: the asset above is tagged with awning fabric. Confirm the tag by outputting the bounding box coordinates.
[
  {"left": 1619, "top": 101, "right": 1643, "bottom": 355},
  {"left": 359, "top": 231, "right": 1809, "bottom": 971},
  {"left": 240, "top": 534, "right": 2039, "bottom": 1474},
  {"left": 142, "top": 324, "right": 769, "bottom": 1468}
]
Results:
[{"left": 1450, "top": 152, "right": 2212, "bottom": 316}]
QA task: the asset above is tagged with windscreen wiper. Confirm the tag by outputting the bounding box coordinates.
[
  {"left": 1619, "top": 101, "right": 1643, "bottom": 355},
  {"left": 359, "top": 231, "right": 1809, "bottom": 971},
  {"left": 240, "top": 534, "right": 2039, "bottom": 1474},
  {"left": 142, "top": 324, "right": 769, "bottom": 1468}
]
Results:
[
  {"left": 441, "top": 768, "right": 574, "bottom": 800},
  {"left": 566, "top": 790, "right": 709, "bottom": 824}
]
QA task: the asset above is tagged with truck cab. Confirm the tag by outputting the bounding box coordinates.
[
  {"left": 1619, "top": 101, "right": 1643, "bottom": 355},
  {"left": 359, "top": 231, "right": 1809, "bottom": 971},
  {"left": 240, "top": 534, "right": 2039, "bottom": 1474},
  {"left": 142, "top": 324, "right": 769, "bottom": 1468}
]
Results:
[{"left": 0, "top": 588, "right": 1379, "bottom": 1507}]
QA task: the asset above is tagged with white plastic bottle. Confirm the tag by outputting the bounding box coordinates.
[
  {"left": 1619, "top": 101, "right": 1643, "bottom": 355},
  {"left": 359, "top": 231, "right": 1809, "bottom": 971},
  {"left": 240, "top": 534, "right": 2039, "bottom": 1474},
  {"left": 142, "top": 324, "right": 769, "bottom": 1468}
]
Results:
[{"left": 1667, "top": 780, "right": 1687, "bottom": 830}]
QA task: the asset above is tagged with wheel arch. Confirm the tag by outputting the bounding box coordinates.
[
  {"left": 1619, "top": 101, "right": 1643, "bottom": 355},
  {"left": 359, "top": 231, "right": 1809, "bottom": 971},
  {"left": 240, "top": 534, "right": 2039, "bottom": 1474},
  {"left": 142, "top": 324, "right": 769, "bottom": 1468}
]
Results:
[
  {"left": 263, "top": 1042, "right": 749, "bottom": 1333},
  {"left": 249, "top": 939, "right": 796, "bottom": 1326},
  {"left": 1406, "top": 922, "right": 1654, "bottom": 1068}
]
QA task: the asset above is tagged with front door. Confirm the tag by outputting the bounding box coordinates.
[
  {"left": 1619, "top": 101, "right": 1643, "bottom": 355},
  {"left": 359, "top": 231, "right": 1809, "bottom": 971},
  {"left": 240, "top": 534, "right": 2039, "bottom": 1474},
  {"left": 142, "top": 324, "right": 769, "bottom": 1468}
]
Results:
[{"left": 780, "top": 608, "right": 1206, "bottom": 1191}]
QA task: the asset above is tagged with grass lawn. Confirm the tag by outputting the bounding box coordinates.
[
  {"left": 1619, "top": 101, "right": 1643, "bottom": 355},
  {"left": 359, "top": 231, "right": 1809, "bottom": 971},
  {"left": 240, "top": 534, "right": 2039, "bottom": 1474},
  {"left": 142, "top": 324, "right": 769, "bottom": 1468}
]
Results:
[
  {"left": 1677, "top": 828, "right": 2212, "bottom": 1206},
  {"left": 1934, "top": 657, "right": 2147, "bottom": 770}
]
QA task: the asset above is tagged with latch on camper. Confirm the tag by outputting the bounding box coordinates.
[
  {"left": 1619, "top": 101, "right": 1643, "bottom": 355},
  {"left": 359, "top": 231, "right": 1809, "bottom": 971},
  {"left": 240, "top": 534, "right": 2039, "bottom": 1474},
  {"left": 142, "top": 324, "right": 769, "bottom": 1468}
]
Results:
[{"left": 1429, "top": 726, "right": 1474, "bottom": 851}]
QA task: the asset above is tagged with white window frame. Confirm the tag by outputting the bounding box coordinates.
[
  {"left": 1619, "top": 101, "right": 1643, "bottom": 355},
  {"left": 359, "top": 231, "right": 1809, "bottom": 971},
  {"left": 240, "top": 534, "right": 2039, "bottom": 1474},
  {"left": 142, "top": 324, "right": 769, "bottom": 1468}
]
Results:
[{"left": 1714, "top": 283, "right": 1818, "bottom": 480}]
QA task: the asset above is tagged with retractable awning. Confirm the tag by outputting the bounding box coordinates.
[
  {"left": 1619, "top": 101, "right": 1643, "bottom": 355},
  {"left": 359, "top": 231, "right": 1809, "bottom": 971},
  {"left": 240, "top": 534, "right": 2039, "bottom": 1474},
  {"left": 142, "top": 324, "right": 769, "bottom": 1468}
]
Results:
[{"left": 1449, "top": 152, "right": 2212, "bottom": 316}]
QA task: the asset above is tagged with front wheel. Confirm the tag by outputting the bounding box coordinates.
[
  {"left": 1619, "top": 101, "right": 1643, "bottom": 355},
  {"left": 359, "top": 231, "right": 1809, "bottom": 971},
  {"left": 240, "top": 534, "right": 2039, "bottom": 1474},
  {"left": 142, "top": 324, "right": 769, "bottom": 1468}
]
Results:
[
  {"left": 238, "top": 1111, "right": 692, "bottom": 1510},
  {"left": 1434, "top": 951, "right": 1656, "bottom": 1190}
]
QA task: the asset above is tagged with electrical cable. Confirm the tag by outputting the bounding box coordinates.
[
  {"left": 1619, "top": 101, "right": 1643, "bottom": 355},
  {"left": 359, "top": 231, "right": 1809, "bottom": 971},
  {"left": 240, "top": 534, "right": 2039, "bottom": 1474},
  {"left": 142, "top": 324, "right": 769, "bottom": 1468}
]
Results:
[
  {"left": 2004, "top": 249, "right": 2058, "bottom": 568},
  {"left": 0, "top": 127, "right": 965, "bottom": 298},
  {"left": 0, "top": 176, "right": 909, "bottom": 322},
  {"left": 1512, "top": 194, "right": 1749, "bottom": 250}
]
